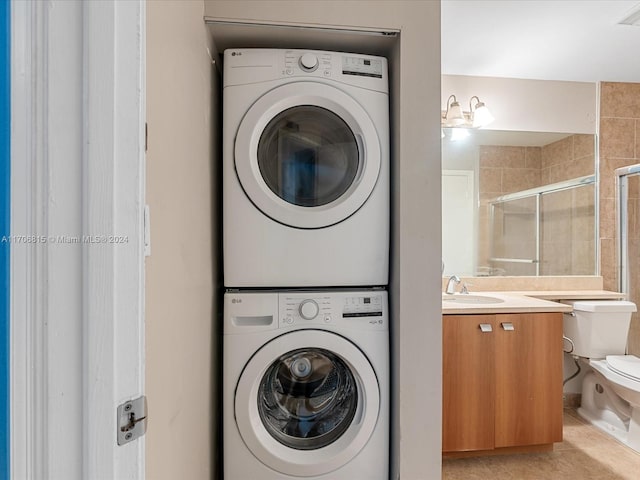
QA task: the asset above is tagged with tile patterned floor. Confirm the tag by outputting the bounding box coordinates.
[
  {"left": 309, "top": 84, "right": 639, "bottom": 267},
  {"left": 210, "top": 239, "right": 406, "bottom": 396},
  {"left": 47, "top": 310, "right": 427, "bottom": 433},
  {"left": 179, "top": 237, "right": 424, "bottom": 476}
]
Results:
[{"left": 442, "top": 409, "right": 640, "bottom": 479}]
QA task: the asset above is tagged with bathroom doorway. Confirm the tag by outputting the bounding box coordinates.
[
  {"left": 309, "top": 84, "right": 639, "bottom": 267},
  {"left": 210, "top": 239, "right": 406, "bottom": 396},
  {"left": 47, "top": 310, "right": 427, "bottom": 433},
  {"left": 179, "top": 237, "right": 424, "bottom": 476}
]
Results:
[{"left": 617, "top": 164, "right": 640, "bottom": 354}]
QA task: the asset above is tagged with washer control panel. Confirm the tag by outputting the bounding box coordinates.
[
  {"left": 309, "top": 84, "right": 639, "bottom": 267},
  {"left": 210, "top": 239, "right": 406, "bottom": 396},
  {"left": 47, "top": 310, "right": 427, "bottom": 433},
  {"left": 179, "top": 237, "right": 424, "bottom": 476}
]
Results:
[
  {"left": 343, "top": 295, "right": 383, "bottom": 318},
  {"left": 298, "top": 52, "right": 320, "bottom": 72},
  {"left": 278, "top": 291, "right": 386, "bottom": 329},
  {"left": 281, "top": 294, "right": 333, "bottom": 326},
  {"left": 298, "top": 299, "right": 320, "bottom": 320},
  {"left": 224, "top": 290, "right": 387, "bottom": 334}
]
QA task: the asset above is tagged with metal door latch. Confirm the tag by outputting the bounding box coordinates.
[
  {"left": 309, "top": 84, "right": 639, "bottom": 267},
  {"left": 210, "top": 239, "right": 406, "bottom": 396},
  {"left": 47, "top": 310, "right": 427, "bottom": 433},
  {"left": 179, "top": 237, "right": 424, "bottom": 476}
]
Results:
[{"left": 117, "top": 396, "right": 147, "bottom": 445}]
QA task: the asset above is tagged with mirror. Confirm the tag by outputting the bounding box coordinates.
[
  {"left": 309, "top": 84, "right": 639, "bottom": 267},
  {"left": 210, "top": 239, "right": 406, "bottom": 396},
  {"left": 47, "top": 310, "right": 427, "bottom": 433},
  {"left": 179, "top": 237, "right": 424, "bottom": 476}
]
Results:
[{"left": 442, "top": 129, "right": 596, "bottom": 277}]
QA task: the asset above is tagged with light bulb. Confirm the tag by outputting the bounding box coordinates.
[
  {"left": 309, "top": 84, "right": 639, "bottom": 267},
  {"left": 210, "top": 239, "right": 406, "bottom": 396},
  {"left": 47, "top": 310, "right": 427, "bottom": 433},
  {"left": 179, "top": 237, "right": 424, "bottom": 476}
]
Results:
[
  {"left": 472, "top": 104, "right": 494, "bottom": 128},
  {"left": 446, "top": 101, "right": 465, "bottom": 126}
]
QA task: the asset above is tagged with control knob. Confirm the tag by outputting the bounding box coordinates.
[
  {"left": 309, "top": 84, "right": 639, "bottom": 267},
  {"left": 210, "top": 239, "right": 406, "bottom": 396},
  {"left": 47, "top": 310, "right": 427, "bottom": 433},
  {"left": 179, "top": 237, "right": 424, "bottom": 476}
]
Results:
[
  {"left": 299, "top": 53, "right": 319, "bottom": 71},
  {"left": 299, "top": 299, "right": 319, "bottom": 320}
]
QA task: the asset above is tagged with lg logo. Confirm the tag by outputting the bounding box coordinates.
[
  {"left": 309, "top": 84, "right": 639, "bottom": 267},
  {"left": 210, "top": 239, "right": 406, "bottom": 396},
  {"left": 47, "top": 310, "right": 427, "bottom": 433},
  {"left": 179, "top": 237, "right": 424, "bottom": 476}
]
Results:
[
  {"left": 231, "top": 51, "right": 243, "bottom": 57},
  {"left": 231, "top": 298, "right": 242, "bottom": 304}
]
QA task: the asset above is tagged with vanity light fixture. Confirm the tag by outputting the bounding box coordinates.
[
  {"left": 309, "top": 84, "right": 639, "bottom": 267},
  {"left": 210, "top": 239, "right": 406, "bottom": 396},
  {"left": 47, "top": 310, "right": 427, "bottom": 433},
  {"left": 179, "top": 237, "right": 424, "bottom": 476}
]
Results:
[
  {"left": 442, "top": 94, "right": 495, "bottom": 129},
  {"left": 443, "top": 95, "right": 466, "bottom": 126},
  {"left": 469, "top": 96, "right": 495, "bottom": 128}
]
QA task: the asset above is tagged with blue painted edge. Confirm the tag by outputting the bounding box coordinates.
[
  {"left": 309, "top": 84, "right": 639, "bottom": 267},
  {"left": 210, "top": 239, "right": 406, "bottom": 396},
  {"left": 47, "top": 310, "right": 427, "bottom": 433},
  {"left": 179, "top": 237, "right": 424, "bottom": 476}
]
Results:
[{"left": 0, "top": 0, "right": 9, "bottom": 477}]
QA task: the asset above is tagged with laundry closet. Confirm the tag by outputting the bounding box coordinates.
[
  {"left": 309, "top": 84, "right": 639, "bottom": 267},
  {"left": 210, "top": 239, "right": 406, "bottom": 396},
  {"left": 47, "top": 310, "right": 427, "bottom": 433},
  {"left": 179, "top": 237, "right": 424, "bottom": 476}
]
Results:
[{"left": 145, "top": 2, "right": 441, "bottom": 479}]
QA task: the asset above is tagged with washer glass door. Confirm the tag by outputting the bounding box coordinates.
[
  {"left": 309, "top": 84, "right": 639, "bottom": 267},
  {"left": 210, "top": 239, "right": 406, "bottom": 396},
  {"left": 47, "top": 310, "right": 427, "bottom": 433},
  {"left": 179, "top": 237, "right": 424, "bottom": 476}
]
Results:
[
  {"left": 234, "top": 329, "right": 380, "bottom": 477},
  {"left": 258, "top": 347, "right": 358, "bottom": 450},
  {"left": 235, "top": 82, "right": 382, "bottom": 229}
]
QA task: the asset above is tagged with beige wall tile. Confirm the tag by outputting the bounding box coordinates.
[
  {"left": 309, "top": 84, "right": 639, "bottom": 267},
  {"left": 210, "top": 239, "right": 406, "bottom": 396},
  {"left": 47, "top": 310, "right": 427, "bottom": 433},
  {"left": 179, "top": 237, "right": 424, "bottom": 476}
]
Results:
[
  {"left": 599, "top": 197, "right": 616, "bottom": 240},
  {"left": 636, "top": 119, "right": 640, "bottom": 159},
  {"left": 480, "top": 167, "right": 503, "bottom": 194},
  {"left": 540, "top": 168, "right": 550, "bottom": 185},
  {"left": 600, "top": 81, "right": 640, "bottom": 119},
  {"left": 525, "top": 147, "right": 541, "bottom": 169},
  {"left": 574, "top": 154, "right": 595, "bottom": 176},
  {"left": 600, "top": 238, "right": 617, "bottom": 291},
  {"left": 480, "top": 145, "right": 526, "bottom": 168},
  {"left": 501, "top": 168, "right": 540, "bottom": 194},
  {"left": 630, "top": 202, "right": 640, "bottom": 240},
  {"left": 600, "top": 117, "right": 635, "bottom": 159},
  {"left": 547, "top": 166, "right": 565, "bottom": 184},
  {"left": 541, "top": 243, "right": 571, "bottom": 275},
  {"left": 572, "top": 240, "right": 596, "bottom": 275},
  {"left": 542, "top": 136, "right": 572, "bottom": 168},
  {"left": 599, "top": 170, "right": 616, "bottom": 200},
  {"left": 630, "top": 174, "right": 640, "bottom": 199},
  {"left": 574, "top": 133, "right": 595, "bottom": 159},
  {"left": 562, "top": 157, "right": 593, "bottom": 180}
]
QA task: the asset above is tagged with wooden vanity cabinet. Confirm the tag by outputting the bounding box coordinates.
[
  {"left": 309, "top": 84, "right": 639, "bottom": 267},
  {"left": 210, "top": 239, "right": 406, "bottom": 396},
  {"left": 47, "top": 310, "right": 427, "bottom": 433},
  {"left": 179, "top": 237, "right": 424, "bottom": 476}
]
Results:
[
  {"left": 442, "top": 314, "right": 496, "bottom": 452},
  {"left": 442, "top": 312, "right": 563, "bottom": 455}
]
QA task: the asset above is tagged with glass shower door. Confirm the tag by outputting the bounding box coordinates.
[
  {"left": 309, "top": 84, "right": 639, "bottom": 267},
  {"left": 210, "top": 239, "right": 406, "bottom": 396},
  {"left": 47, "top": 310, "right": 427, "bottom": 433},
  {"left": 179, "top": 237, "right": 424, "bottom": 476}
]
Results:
[
  {"left": 488, "top": 176, "right": 596, "bottom": 277},
  {"left": 490, "top": 196, "right": 538, "bottom": 276},
  {"left": 540, "top": 183, "right": 595, "bottom": 276},
  {"left": 619, "top": 167, "right": 640, "bottom": 354}
]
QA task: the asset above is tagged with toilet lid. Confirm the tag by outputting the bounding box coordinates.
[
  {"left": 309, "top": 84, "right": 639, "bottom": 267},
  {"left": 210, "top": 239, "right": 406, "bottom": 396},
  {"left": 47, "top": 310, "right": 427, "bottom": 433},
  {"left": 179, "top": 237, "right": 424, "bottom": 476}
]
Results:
[{"left": 606, "top": 355, "right": 640, "bottom": 382}]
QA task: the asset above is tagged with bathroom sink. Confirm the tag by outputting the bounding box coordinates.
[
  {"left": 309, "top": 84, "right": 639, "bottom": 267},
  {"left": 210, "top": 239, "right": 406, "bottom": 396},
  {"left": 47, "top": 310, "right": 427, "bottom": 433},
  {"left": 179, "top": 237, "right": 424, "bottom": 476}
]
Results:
[{"left": 442, "top": 294, "right": 505, "bottom": 304}]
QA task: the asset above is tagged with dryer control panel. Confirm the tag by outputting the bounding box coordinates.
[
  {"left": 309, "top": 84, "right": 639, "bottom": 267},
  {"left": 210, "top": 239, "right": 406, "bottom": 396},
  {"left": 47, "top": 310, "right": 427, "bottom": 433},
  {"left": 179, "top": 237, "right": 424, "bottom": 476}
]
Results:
[{"left": 223, "top": 48, "right": 388, "bottom": 93}]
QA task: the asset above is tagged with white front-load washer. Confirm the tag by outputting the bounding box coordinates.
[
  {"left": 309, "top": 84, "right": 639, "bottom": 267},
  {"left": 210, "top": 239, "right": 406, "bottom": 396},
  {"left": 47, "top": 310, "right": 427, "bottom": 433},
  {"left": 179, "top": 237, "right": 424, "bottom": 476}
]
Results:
[
  {"left": 223, "top": 289, "right": 389, "bottom": 479},
  {"left": 223, "top": 48, "right": 389, "bottom": 288}
]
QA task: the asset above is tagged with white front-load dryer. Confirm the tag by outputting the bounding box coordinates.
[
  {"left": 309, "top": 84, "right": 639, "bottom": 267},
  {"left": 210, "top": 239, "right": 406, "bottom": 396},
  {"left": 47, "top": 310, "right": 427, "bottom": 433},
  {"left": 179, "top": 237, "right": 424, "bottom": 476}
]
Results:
[
  {"left": 223, "top": 289, "right": 389, "bottom": 479},
  {"left": 223, "top": 49, "right": 389, "bottom": 288}
]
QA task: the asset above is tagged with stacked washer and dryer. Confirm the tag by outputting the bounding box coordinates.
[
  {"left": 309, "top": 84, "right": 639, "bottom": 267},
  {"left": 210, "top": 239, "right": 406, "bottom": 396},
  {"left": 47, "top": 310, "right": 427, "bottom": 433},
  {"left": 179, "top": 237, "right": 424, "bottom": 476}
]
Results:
[{"left": 222, "top": 48, "right": 390, "bottom": 479}]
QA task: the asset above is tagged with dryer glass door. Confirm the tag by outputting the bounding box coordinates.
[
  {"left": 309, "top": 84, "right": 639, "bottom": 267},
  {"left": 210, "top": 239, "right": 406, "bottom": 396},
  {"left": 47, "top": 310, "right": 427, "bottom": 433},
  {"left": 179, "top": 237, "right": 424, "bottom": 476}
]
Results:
[
  {"left": 258, "top": 106, "right": 359, "bottom": 208},
  {"left": 235, "top": 82, "right": 383, "bottom": 229}
]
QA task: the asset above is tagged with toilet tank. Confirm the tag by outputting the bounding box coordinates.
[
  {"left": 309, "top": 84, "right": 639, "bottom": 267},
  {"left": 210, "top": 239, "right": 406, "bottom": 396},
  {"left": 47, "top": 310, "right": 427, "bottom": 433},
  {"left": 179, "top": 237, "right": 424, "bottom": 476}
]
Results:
[{"left": 562, "top": 300, "right": 637, "bottom": 359}]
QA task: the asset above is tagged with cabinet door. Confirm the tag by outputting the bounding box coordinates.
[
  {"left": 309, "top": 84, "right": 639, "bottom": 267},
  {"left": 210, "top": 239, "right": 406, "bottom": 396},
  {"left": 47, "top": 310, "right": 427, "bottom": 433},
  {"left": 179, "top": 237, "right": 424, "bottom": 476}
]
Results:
[
  {"left": 443, "top": 315, "right": 495, "bottom": 452},
  {"left": 494, "top": 313, "right": 563, "bottom": 448}
]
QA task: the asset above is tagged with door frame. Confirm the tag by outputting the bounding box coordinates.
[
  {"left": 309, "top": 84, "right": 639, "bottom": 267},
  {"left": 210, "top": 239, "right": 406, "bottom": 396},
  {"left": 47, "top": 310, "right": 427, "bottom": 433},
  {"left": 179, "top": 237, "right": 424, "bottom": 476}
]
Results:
[
  {"left": 0, "top": 0, "right": 9, "bottom": 476},
  {"left": 10, "top": 1, "right": 145, "bottom": 478}
]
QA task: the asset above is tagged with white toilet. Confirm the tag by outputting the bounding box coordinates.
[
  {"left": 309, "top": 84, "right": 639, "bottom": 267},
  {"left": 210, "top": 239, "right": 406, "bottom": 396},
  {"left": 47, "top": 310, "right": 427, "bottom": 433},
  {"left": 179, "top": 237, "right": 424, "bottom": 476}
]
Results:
[{"left": 563, "top": 300, "right": 640, "bottom": 451}]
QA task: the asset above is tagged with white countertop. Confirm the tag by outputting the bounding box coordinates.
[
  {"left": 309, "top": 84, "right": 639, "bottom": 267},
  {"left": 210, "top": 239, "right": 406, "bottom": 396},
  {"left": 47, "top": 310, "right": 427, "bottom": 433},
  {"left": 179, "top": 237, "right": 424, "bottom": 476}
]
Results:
[
  {"left": 442, "top": 292, "right": 574, "bottom": 315},
  {"left": 507, "top": 290, "right": 625, "bottom": 301}
]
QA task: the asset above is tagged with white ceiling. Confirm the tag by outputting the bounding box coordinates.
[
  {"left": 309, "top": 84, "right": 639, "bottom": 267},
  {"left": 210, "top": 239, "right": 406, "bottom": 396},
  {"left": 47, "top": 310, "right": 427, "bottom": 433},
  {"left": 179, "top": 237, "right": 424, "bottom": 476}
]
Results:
[{"left": 441, "top": 0, "right": 640, "bottom": 82}]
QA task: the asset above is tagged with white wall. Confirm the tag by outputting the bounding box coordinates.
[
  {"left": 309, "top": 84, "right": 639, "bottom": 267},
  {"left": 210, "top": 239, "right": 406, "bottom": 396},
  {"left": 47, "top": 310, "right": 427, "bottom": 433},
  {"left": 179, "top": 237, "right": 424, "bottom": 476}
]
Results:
[
  {"left": 205, "top": 2, "right": 442, "bottom": 479},
  {"left": 146, "top": 2, "right": 218, "bottom": 479},
  {"left": 442, "top": 75, "right": 597, "bottom": 134}
]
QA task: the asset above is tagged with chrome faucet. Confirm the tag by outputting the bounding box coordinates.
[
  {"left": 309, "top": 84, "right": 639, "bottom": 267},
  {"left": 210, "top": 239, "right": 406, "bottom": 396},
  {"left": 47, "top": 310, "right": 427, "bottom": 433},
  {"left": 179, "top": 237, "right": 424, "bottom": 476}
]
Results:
[{"left": 445, "top": 275, "right": 461, "bottom": 294}]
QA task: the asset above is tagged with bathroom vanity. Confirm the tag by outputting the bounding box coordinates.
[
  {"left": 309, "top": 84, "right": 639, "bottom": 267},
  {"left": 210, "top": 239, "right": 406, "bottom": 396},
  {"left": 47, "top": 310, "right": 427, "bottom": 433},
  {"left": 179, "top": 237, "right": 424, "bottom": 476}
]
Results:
[{"left": 442, "top": 293, "right": 572, "bottom": 456}]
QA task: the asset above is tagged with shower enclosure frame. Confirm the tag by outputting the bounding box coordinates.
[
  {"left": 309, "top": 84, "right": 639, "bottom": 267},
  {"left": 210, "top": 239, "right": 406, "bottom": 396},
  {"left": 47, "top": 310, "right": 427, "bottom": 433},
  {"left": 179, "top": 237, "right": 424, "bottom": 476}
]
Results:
[
  {"left": 616, "top": 164, "right": 640, "bottom": 294},
  {"left": 489, "top": 174, "right": 597, "bottom": 276}
]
